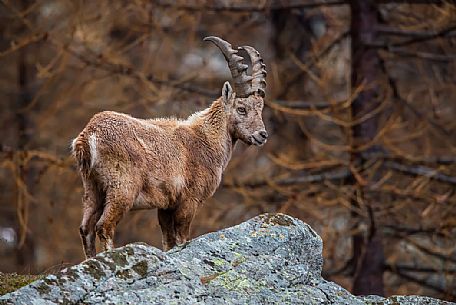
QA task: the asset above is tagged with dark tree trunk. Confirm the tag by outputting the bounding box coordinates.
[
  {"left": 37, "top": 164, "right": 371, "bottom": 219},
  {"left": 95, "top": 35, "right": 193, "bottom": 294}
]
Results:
[
  {"left": 15, "top": 0, "right": 36, "bottom": 272},
  {"left": 349, "top": 0, "right": 385, "bottom": 296}
]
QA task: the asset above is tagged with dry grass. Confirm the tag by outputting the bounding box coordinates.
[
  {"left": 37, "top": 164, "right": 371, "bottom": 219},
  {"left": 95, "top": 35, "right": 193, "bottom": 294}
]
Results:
[{"left": 0, "top": 272, "right": 43, "bottom": 296}]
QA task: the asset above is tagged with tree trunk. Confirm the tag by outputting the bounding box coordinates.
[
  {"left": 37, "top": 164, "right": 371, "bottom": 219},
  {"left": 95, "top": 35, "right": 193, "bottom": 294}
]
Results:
[
  {"left": 15, "top": 0, "right": 36, "bottom": 272},
  {"left": 349, "top": 0, "right": 385, "bottom": 296}
]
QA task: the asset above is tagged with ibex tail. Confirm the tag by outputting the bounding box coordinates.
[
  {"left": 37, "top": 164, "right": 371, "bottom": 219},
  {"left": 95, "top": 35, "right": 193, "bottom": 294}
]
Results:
[{"left": 71, "top": 132, "right": 93, "bottom": 174}]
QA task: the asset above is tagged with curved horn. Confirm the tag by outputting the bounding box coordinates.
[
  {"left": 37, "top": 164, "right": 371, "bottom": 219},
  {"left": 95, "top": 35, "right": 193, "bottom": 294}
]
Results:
[
  {"left": 240, "top": 45, "right": 267, "bottom": 98},
  {"left": 204, "top": 36, "right": 253, "bottom": 98}
]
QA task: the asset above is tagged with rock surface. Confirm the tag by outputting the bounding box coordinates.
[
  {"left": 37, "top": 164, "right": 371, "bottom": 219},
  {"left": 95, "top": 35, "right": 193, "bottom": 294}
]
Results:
[{"left": 0, "top": 213, "right": 454, "bottom": 305}]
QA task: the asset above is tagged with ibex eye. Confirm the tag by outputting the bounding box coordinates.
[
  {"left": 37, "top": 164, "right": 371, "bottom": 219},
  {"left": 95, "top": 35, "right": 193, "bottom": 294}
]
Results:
[{"left": 237, "top": 107, "right": 247, "bottom": 115}]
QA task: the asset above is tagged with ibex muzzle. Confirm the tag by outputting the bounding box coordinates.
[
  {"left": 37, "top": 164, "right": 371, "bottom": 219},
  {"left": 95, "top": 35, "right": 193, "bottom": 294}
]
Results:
[{"left": 73, "top": 36, "right": 268, "bottom": 259}]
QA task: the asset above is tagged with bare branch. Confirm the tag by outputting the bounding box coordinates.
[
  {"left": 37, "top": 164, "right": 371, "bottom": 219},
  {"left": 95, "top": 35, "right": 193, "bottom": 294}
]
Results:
[
  {"left": 391, "top": 24, "right": 456, "bottom": 47},
  {"left": 385, "top": 161, "right": 456, "bottom": 185},
  {"left": 386, "top": 264, "right": 456, "bottom": 274},
  {"left": 0, "top": 145, "right": 72, "bottom": 169},
  {"left": 384, "top": 47, "right": 456, "bottom": 62},
  {"left": 377, "top": 0, "right": 452, "bottom": 3},
  {"left": 376, "top": 24, "right": 456, "bottom": 38},
  {"left": 0, "top": 32, "right": 47, "bottom": 58},
  {"left": 371, "top": 24, "right": 456, "bottom": 48},
  {"left": 153, "top": 0, "right": 346, "bottom": 12},
  {"left": 154, "top": 0, "right": 451, "bottom": 12},
  {"left": 383, "top": 224, "right": 450, "bottom": 238},
  {"left": 361, "top": 151, "right": 456, "bottom": 165},
  {"left": 271, "top": 99, "right": 345, "bottom": 110},
  {"left": 223, "top": 168, "right": 351, "bottom": 188},
  {"left": 386, "top": 265, "right": 456, "bottom": 297},
  {"left": 399, "top": 236, "right": 456, "bottom": 264}
]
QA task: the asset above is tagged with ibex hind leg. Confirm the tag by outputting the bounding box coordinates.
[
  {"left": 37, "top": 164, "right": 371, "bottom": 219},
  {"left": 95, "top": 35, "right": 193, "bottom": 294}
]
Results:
[
  {"left": 95, "top": 187, "right": 136, "bottom": 252},
  {"left": 79, "top": 180, "right": 103, "bottom": 259}
]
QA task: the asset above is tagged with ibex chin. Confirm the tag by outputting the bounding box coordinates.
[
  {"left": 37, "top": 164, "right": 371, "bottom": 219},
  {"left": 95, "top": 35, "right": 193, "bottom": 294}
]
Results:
[{"left": 72, "top": 36, "right": 268, "bottom": 259}]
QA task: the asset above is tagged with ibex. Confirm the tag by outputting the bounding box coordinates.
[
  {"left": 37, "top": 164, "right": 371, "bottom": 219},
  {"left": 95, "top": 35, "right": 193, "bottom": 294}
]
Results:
[{"left": 72, "top": 36, "right": 268, "bottom": 259}]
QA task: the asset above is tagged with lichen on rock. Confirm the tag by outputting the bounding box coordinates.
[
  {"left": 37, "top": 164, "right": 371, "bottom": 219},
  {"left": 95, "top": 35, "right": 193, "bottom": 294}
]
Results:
[{"left": 0, "top": 213, "right": 454, "bottom": 305}]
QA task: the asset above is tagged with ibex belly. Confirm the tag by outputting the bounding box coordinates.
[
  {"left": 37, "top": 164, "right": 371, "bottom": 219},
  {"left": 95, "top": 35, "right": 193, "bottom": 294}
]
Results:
[
  {"left": 132, "top": 174, "right": 186, "bottom": 210},
  {"left": 131, "top": 166, "right": 223, "bottom": 211}
]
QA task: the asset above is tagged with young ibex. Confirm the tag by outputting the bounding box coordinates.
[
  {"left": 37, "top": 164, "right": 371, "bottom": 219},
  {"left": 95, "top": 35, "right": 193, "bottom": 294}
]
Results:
[{"left": 72, "top": 36, "right": 268, "bottom": 259}]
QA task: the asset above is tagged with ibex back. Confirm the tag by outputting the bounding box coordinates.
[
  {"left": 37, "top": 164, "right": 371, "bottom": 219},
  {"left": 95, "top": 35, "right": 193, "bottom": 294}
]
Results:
[{"left": 72, "top": 36, "right": 268, "bottom": 259}]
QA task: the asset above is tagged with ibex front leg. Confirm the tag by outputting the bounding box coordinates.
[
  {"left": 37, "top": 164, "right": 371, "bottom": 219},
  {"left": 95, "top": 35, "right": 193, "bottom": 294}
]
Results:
[
  {"left": 173, "top": 199, "right": 198, "bottom": 247},
  {"left": 158, "top": 200, "right": 198, "bottom": 251},
  {"left": 157, "top": 208, "right": 176, "bottom": 251},
  {"left": 95, "top": 188, "right": 135, "bottom": 252}
]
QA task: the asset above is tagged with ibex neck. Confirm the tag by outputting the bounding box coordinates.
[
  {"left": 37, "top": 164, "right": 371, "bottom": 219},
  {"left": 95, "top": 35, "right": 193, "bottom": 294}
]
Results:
[
  {"left": 195, "top": 98, "right": 234, "bottom": 168},
  {"left": 202, "top": 99, "right": 231, "bottom": 142}
]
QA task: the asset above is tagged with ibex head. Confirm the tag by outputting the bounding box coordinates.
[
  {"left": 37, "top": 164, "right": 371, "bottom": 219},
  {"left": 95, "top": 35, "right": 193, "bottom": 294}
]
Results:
[{"left": 205, "top": 36, "right": 268, "bottom": 146}]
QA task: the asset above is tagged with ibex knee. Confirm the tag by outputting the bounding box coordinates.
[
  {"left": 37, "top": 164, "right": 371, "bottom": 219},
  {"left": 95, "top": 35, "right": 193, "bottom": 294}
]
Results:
[
  {"left": 95, "top": 222, "right": 106, "bottom": 238},
  {"left": 79, "top": 225, "right": 89, "bottom": 237}
]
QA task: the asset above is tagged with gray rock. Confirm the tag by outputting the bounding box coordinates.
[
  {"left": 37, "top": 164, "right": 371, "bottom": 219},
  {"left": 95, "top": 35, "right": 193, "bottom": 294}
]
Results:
[{"left": 0, "top": 213, "right": 453, "bottom": 305}]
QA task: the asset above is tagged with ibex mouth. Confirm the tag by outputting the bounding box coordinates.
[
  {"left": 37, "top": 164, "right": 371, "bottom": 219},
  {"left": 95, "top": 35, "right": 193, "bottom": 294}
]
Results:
[{"left": 251, "top": 135, "right": 267, "bottom": 146}]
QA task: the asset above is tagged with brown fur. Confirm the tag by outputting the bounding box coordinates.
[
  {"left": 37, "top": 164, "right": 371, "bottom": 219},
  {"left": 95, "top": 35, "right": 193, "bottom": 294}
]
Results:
[{"left": 72, "top": 83, "right": 267, "bottom": 258}]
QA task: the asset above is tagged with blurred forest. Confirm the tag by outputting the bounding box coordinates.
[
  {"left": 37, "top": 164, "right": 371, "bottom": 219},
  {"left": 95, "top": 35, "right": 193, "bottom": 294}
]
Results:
[{"left": 0, "top": 0, "right": 455, "bottom": 301}]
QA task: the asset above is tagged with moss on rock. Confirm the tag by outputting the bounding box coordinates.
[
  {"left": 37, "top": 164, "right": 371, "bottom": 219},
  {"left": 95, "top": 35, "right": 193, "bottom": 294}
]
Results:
[
  {"left": 83, "top": 260, "right": 106, "bottom": 280},
  {"left": 259, "top": 213, "right": 294, "bottom": 227},
  {"left": 0, "top": 272, "right": 44, "bottom": 296},
  {"left": 131, "top": 261, "right": 148, "bottom": 277},
  {"left": 108, "top": 251, "right": 128, "bottom": 267}
]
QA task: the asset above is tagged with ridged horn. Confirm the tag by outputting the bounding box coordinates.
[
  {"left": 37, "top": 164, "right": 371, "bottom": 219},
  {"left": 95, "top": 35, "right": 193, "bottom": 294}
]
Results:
[
  {"left": 239, "top": 45, "right": 267, "bottom": 98},
  {"left": 204, "top": 36, "right": 264, "bottom": 98}
]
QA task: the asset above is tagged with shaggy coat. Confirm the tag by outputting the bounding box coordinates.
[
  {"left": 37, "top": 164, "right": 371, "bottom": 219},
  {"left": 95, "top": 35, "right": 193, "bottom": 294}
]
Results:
[{"left": 73, "top": 82, "right": 267, "bottom": 258}]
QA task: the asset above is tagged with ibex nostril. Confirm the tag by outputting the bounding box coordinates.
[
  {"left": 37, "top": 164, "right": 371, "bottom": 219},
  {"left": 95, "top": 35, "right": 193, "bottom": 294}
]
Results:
[{"left": 259, "top": 130, "right": 268, "bottom": 139}]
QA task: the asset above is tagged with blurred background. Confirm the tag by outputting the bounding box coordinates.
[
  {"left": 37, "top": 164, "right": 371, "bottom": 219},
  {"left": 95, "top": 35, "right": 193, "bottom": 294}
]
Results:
[{"left": 0, "top": 0, "right": 455, "bottom": 301}]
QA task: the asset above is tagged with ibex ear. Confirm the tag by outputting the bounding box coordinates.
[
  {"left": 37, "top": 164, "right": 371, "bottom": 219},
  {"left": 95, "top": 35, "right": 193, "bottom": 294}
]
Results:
[{"left": 221, "top": 81, "right": 234, "bottom": 105}]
